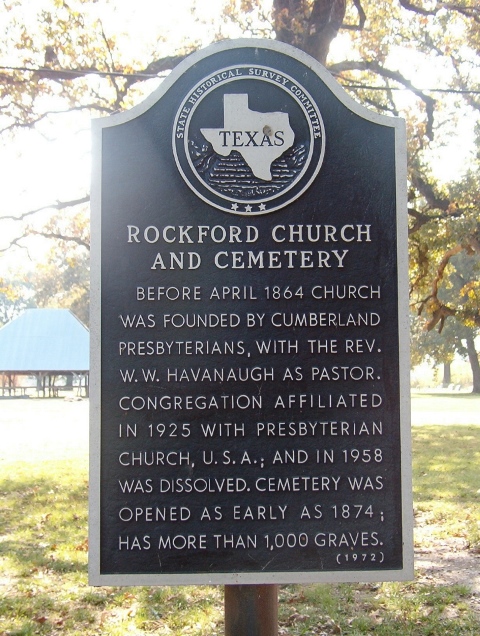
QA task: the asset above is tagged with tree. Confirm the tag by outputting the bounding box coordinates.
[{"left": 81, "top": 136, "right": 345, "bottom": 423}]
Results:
[
  {"left": 0, "top": 276, "right": 35, "bottom": 326},
  {"left": 411, "top": 247, "right": 480, "bottom": 392},
  {"left": 1, "top": 0, "right": 479, "bottom": 329},
  {"left": 411, "top": 313, "right": 480, "bottom": 390},
  {"left": 31, "top": 245, "right": 90, "bottom": 327}
]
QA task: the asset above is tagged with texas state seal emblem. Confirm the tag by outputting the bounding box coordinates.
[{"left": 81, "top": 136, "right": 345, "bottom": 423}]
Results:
[{"left": 173, "top": 64, "right": 325, "bottom": 215}]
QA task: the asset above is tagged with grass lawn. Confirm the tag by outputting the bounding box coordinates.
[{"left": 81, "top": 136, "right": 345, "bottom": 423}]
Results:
[
  {"left": 411, "top": 391, "right": 480, "bottom": 426},
  {"left": 0, "top": 395, "right": 479, "bottom": 635}
]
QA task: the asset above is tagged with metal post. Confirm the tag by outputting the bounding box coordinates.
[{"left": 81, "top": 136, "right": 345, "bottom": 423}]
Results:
[{"left": 224, "top": 584, "right": 278, "bottom": 636}]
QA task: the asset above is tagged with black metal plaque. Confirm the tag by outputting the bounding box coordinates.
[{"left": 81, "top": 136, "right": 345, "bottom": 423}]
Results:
[{"left": 90, "top": 39, "right": 412, "bottom": 585}]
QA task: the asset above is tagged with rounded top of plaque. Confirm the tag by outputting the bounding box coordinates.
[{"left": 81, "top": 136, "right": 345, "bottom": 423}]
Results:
[
  {"left": 95, "top": 39, "right": 405, "bottom": 219},
  {"left": 172, "top": 62, "right": 326, "bottom": 215}
]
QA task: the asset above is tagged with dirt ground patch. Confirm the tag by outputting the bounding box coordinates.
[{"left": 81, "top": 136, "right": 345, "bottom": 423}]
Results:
[{"left": 414, "top": 512, "right": 480, "bottom": 616}]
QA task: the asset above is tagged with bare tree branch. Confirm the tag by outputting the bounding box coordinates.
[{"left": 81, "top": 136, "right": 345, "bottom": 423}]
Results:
[
  {"left": 431, "top": 245, "right": 463, "bottom": 301},
  {"left": 408, "top": 206, "right": 465, "bottom": 234},
  {"left": 398, "top": 0, "right": 435, "bottom": 16},
  {"left": 0, "top": 105, "right": 112, "bottom": 134},
  {"left": 399, "top": 1, "right": 480, "bottom": 22},
  {"left": 28, "top": 229, "right": 90, "bottom": 250},
  {"left": 411, "top": 174, "right": 450, "bottom": 211},
  {"left": 441, "top": 3, "right": 480, "bottom": 23},
  {"left": 426, "top": 303, "right": 457, "bottom": 332},
  {"left": 450, "top": 55, "right": 480, "bottom": 112},
  {"left": 417, "top": 235, "right": 480, "bottom": 331},
  {"left": 408, "top": 207, "right": 434, "bottom": 234},
  {"left": 342, "top": 0, "right": 367, "bottom": 30},
  {"left": 0, "top": 236, "right": 33, "bottom": 255},
  {"left": 98, "top": 20, "right": 126, "bottom": 109},
  {"left": 416, "top": 244, "right": 462, "bottom": 330},
  {"left": 1, "top": 196, "right": 90, "bottom": 222},
  {"left": 329, "top": 59, "right": 437, "bottom": 138},
  {"left": 123, "top": 54, "right": 190, "bottom": 91},
  {"left": 0, "top": 52, "right": 189, "bottom": 89}
]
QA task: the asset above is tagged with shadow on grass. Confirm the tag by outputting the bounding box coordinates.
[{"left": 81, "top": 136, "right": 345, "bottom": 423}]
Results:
[
  {"left": 412, "top": 425, "right": 480, "bottom": 504},
  {"left": 0, "top": 462, "right": 88, "bottom": 579},
  {"left": 277, "top": 582, "right": 480, "bottom": 636}
]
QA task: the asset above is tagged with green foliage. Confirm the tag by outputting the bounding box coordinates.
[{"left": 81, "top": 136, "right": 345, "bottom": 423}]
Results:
[
  {"left": 0, "top": 276, "right": 35, "bottom": 325},
  {"left": 31, "top": 245, "right": 90, "bottom": 326},
  {"left": 409, "top": 124, "right": 480, "bottom": 342},
  {"left": 410, "top": 238, "right": 480, "bottom": 387}
]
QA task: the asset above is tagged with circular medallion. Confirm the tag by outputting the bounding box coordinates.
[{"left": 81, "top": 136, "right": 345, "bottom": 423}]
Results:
[{"left": 173, "top": 65, "right": 325, "bottom": 215}]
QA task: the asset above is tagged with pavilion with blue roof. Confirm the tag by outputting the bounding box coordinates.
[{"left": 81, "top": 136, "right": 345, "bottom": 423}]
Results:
[{"left": 0, "top": 308, "right": 89, "bottom": 397}]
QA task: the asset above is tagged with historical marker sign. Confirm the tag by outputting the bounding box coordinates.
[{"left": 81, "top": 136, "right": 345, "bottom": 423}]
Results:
[{"left": 89, "top": 39, "right": 413, "bottom": 586}]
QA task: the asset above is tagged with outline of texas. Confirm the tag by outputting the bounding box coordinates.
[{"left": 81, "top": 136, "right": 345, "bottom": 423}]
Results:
[{"left": 200, "top": 94, "right": 295, "bottom": 181}]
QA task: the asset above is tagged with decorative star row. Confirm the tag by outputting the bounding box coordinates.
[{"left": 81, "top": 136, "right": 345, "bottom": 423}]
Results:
[{"left": 230, "top": 203, "right": 267, "bottom": 212}]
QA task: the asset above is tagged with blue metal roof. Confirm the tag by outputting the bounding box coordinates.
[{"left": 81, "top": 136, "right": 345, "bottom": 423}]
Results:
[{"left": 0, "top": 309, "right": 89, "bottom": 372}]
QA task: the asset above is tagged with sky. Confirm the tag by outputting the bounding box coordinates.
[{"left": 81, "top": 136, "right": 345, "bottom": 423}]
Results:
[
  {"left": 0, "top": 0, "right": 477, "bottom": 271},
  {"left": 0, "top": 0, "right": 244, "bottom": 268}
]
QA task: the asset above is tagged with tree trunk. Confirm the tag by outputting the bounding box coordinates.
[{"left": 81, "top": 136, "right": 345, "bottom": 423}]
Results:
[
  {"left": 272, "top": 0, "right": 346, "bottom": 65},
  {"left": 442, "top": 362, "right": 451, "bottom": 388},
  {"left": 465, "top": 332, "right": 480, "bottom": 394}
]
